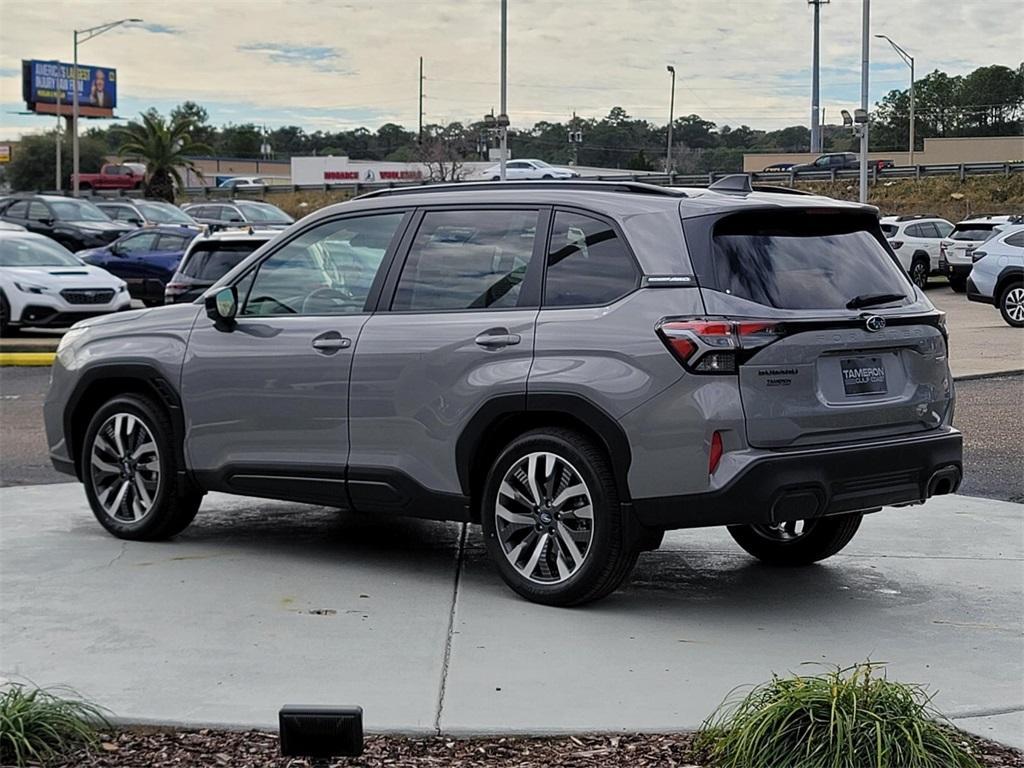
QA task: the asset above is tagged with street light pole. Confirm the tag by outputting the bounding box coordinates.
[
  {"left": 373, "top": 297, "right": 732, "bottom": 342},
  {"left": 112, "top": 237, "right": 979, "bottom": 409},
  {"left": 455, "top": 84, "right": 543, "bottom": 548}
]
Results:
[
  {"left": 666, "top": 65, "right": 675, "bottom": 174},
  {"left": 858, "top": 0, "right": 870, "bottom": 204},
  {"left": 875, "top": 34, "right": 915, "bottom": 165},
  {"left": 499, "top": 0, "right": 508, "bottom": 181},
  {"left": 55, "top": 90, "right": 62, "bottom": 191},
  {"left": 72, "top": 18, "right": 142, "bottom": 197}
]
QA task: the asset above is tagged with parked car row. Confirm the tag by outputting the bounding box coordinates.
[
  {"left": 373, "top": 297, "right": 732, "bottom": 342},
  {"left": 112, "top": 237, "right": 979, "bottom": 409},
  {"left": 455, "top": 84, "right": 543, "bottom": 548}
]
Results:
[{"left": 0, "top": 194, "right": 294, "bottom": 333}]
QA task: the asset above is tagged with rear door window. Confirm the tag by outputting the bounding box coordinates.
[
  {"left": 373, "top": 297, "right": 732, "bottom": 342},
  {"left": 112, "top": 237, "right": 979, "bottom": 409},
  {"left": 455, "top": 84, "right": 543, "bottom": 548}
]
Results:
[
  {"left": 156, "top": 233, "right": 192, "bottom": 251},
  {"left": 183, "top": 241, "right": 266, "bottom": 281},
  {"left": 1005, "top": 232, "right": 1024, "bottom": 248},
  {"left": 696, "top": 210, "right": 911, "bottom": 310},
  {"left": 543, "top": 211, "right": 639, "bottom": 307},
  {"left": 392, "top": 209, "right": 539, "bottom": 311}
]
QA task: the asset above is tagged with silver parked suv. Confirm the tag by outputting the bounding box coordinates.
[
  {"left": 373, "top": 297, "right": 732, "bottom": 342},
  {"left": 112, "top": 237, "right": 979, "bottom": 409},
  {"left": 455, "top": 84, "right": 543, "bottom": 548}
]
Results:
[{"left": 45, "top": 179, "right": 963, "bottom": 606}]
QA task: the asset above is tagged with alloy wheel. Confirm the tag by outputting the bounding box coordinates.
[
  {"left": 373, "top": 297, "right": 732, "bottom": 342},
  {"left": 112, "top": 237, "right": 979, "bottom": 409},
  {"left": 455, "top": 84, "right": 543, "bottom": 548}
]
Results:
[
  {"left": 751, "top": 519, "right": 815, "bottom": 542},
  {"left": 1004, "top": 287, "right": 1024, "bottom": 324},
  {"left": 89, "top": 413, "right": 161, "bottom": 523},
  {"left": 911, "top": 262, "right": 928, "bottom": 289},
  {"left": 494, "top": 451, "right": 594, "bottom": 584}
]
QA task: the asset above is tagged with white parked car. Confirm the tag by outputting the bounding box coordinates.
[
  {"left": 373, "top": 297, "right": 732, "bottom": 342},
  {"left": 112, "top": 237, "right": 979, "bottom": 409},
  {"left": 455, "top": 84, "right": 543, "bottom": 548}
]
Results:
[
  {"left": 0, "top": 230, "right": 130, "bottom": 335},
  {"left": 218, "top": 176, "right": 268, "bottom": 190},
  {"left": 482, "top": 159, "right": 579, "bottom": 181},
  {"left": 940, "top": 214, "right": 1022, "bottom": 292},
  {"left": 879, "top": 214, "right": 953, "bottom": 290},
  {"left": 966, "top": 223, "right": 1024, "bottom": 327}
]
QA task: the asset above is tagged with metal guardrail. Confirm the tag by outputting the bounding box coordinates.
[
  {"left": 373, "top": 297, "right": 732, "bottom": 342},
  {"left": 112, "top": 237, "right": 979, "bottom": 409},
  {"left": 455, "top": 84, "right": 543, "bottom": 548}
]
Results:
[{"left": 58, "top": 159, "right": 1023, "bottom": 203}]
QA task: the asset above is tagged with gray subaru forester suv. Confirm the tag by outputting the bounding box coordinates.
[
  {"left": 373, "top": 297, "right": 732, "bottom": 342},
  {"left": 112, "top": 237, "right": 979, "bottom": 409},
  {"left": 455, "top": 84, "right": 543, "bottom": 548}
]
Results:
[{"left": 45, "top": 178, "right": 962, "bottom": 606}]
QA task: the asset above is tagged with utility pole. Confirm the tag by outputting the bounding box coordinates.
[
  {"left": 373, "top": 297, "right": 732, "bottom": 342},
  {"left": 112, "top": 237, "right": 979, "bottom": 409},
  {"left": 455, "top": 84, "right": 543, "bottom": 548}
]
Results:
[
  {"left": 499, "top": 0, "right": 508, "bottom": 181},
  {"left": 666, "top": 65, "right": 676, "bottom": 174},
  {"left": 418, "top": 56, "right": 424, "bottom": 144},
  {"left": 858, "top": 0, "right": 870, "bottom": 203},
  {"left": 809, "top": 0, "right": 829, "bottom": 154}
]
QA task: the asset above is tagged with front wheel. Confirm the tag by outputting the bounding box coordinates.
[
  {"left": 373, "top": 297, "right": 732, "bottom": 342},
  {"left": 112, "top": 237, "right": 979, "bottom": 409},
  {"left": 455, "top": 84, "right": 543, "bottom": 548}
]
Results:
[
  {"left": 481, "top": 428, "right": 638, "bottom": 606},
  {"left": 727, "top": 513, "right": 863, "bottom": 566},
  {"left": 999, "top": 282, "right": 1024, "bottom": 327},
  {"left": 82, "top": 394, "right": 202, "bottom": 541},
  {"left": 0, "top": 291, "right": 15, "bottom": 336}
]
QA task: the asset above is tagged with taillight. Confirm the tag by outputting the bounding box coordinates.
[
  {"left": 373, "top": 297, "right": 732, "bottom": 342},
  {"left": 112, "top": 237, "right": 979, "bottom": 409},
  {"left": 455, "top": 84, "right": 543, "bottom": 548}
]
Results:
[
  {"left": 656, "top": 319, "right": 785, "bottom": 374},
  {"left": 709, "top": 431, "right": 724, "bottom": 474},
  {"left": 164, "top": 282, "right": 187, "bottom": 301},
  {"left": 971, "top": 250, "right": 987, "bottom": 263},
  {"left": 889, "top": 240, "right": 904, "bottom": 250}
]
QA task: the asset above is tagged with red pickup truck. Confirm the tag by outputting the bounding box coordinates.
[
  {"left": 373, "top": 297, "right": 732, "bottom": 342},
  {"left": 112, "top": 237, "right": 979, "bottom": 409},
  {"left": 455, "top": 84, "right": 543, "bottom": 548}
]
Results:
[{"left": 74, "top": 163, "right": 147, "bottom": 191}]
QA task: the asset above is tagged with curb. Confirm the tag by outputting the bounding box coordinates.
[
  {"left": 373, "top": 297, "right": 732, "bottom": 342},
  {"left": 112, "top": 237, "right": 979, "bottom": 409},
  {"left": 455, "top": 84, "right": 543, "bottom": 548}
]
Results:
[
  {"left": 0, "top": 352, "right": 56, "bottom": 367},
  {"left": 953, "top": 369, "right": 1023, "bottom": 382}
]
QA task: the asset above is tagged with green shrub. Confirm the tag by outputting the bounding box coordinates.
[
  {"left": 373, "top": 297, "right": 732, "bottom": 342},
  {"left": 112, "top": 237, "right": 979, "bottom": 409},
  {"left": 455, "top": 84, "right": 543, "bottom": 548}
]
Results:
[
  {"left": 696, "top": 663, "right": 980, "bottom": 768},
  {"left": 0, "top": 683, "right": 108, "bottom": 766}
]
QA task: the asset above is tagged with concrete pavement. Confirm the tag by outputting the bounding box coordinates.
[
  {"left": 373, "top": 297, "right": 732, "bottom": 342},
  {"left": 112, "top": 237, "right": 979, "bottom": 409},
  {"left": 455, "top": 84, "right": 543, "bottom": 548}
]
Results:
[
  {"left": 930, "top": 289, "right": 1024, "bottom": 379},
  {"left": 1, "top": 483, "right": 1021, "bottom": 746}
]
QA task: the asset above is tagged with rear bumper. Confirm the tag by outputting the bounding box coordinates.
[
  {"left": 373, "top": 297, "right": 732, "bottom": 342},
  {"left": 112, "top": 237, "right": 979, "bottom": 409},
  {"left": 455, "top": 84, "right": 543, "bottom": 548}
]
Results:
[
  {"left": 632, "top": 429, "right": 963, "bottom": 530},
  {"left": 966, "top": 278, "right": 993, "bottom": 304}
]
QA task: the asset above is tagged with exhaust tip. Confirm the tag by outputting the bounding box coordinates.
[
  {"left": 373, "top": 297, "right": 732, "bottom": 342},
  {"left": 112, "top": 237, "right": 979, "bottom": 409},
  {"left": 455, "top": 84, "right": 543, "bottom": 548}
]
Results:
[{"left": 927, "top": 466, "right": 961, "bottom": 497}]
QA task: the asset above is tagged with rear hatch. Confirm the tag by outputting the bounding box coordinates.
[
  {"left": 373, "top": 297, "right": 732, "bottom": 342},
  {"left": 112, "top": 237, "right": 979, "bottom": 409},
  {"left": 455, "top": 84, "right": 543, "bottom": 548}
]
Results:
[
  {"left": 943, "top": 222, "right": 999, "bottom": 265},
  {"left": 165, "top": 239, "right": 266, "bottom": 303},
  {"left": 683, "top": 208, "right": 952, "bottom": 448}
]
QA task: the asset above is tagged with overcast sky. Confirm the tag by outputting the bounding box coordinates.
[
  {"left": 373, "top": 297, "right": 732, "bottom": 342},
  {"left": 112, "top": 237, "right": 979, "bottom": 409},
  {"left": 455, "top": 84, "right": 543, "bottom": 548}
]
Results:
[{"left": 1, "top": 0, "right": 1021, "bottom": 140}]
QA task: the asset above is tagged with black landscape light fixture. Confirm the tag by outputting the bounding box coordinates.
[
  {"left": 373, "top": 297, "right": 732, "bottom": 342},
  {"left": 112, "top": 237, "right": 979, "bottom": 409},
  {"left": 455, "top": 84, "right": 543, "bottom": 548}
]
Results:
[{"left": 279, "top": 705, "right": 364, "bottom": 760}]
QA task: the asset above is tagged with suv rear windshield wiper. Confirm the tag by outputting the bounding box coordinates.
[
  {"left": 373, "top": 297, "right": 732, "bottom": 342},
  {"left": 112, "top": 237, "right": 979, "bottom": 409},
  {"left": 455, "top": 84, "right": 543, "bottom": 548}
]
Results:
[{"left": 845, "top": 292, "right": 906, "bottom": 310}]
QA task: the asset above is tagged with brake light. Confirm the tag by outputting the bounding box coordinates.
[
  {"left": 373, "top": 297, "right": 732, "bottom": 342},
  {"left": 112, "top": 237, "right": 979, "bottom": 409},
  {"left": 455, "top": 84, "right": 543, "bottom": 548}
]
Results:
[
  {"left": 656, "top": 319, "right": 785, "bottom": 374},
  {"left": 889, "top": 240, "right": 904, "bottom": 250},
  {"left": 971, "top": 250, "right": 987, "bottom": 263},
  {"left": 709, "top": 431, "right": 724, "bottom": 474}
]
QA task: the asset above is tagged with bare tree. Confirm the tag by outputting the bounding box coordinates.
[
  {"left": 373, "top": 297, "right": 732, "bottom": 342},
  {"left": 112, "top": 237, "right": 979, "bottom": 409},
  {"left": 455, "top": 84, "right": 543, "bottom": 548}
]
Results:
[{"left": 418, "top": 122, "right": 470, "bottom": 182}]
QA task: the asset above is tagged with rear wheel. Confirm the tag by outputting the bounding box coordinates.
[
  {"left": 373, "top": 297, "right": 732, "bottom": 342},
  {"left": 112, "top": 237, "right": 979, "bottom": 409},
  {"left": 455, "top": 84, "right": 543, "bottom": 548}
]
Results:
[
  {"left": 909, "top": 255, "right": 929, "bottom": 290},
  {"left": 727, "top": 513, "right": 863, "bottom": 566},
  {"left": 949, "top": 275, "right": 967, "bottom": 293},
  {"left": 481, "top": 428, "right": 638, "bottom": 606},
  {"left": 0, "top": 291, "right": 15, "bottom": 336},
  {"left": 82, "top": 394, "right": 202, "bottom": 541},
  {"left": 999, "top": 282, "right": 1024, "bottom": 327}
]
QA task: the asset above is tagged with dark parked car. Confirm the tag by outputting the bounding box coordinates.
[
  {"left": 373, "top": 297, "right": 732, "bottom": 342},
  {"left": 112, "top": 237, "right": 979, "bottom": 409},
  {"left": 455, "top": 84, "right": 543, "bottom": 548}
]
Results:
[
  {"left": 164, "top": 229, "right": 276, "bottom": 304},
  {"left": 78, "top": 226, "right": 199, "bottom": 306},
  {"left": 0, "top": 195, "right": 133, "bottom": 251},
  {"left": 95, "top": 199, "right": 203, "bottom": 230},
  {"left": 180, "top": 200, "right": 294, "bottom": 230}
]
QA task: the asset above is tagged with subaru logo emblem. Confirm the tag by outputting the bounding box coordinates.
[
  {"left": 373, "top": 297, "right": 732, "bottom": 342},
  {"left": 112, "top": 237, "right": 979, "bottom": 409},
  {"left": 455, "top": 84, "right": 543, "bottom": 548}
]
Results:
[{"left": 865, "top": 315, "right": 886, "bottom": 333}]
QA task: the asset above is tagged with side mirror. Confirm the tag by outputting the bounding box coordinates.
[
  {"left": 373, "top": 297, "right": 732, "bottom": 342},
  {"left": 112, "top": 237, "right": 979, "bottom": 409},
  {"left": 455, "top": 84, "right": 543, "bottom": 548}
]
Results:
[
  {"left": 129, "top": 217, "right": 143, "bottom": 226},
  {"left": 110, "top": 243, "right": 124, "bottom": 256},
  {"left": 206, "top": 286, "right": 238, "bottom": 325}
]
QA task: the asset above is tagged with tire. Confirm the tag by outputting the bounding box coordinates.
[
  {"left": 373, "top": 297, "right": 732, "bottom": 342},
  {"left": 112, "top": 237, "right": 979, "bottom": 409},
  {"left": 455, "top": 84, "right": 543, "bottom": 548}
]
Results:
[
  {"left": 481, "top": 428, "right": 638, "bottom": 606},
  {"left": 81, "top": 394, "right": 202, "bottom": 541},
  {"left": 491, "top": 176, "right": 501, "bottom": 181},
  {"left": 727, "top": 513, "right": 863, "bottom": 566},
  {"left": 0, "top": 291, "right": 14, "bottom": 336},
  {"left": 998, "top": 281, "right": 1024, "bottom": 328},
  {"left": 949, "top": 275, "right": 967, "bottom": 293},
  {"left": 542, "top": 174, "right": 553, "bottom": 179},
  {"left": 909, "top": 255, "right": 929, "bottom": 290}
]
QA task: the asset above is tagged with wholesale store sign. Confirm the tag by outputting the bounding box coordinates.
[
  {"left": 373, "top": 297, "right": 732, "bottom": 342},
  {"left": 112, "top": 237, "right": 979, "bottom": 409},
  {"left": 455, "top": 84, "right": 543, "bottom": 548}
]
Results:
[{"left": 22, "top": 60, "right": 118, "bottom": 113}]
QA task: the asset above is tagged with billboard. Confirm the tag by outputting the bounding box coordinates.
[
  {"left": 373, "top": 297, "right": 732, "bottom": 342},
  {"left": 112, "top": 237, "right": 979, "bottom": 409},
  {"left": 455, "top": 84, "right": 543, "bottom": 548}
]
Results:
[{"left": 22, "top": 60, "right": 117, "bottom": 117}]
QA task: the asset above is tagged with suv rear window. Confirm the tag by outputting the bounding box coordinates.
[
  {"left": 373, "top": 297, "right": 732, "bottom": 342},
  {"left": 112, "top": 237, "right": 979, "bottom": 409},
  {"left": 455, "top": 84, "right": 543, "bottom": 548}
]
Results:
[
  {"left": 697, "top": 211, "right": 910, "bottom": 310},
  {"left": 951, "top": 224, "right": 996, "bottom": 241},
  {"left": 182, "top": 241, "right": 266, "bottom": 280},
  {"left": 880, "top": 223, "right": 898, "bottom": 237}
]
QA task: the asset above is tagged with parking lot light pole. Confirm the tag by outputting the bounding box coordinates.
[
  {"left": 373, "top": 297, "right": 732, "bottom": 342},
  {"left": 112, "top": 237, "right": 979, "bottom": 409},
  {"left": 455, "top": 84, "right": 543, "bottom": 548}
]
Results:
[
  {"left": 666, "top": 65, "right": 675, "bottom": 174},
  {"left": 875, "top": 34, "right": 914, "bottom": 165},
  {"left": 498, "top": 0, "right": 508, "bottom": 181},
  {"left": 72, "top": 18, "right": 142, "bottom": 197},
  {"left": 858, "top": 0, "right": 870, "bottom": 204}
]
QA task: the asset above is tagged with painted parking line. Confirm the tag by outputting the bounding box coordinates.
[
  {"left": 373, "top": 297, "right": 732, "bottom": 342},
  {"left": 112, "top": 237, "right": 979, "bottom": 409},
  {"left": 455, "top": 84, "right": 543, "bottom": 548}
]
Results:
[{"left": 0, "top": 352, "right": 56, "bottom": 367}]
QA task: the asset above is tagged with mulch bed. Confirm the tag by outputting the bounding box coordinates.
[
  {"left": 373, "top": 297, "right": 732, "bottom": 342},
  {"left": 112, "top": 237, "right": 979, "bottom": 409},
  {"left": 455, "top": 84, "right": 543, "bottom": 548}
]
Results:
[{"left": 41, "top": 728, "right": 1023, "bottom": 768}]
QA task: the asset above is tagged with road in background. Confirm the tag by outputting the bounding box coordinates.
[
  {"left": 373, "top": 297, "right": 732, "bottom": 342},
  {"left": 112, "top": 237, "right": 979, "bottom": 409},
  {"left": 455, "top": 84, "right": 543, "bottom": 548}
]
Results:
[{"left": 2, "top": 365, "right": 1021, "bottom": 501}]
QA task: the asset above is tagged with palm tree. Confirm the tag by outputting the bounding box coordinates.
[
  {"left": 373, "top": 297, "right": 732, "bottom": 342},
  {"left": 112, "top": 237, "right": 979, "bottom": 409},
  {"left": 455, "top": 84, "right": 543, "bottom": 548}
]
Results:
[{"left": 115, "top": 110, "right": 212, "bottom": 202}]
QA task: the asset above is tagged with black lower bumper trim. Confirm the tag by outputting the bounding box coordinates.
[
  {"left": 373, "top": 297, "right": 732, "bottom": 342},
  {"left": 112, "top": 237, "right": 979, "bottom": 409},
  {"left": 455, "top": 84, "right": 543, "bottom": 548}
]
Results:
[
  {"left": 632, "top": 430, "right": 963, "bottom": 530},
  {"left": 966, "top": 278, "right": 992, "bottom": 304}
]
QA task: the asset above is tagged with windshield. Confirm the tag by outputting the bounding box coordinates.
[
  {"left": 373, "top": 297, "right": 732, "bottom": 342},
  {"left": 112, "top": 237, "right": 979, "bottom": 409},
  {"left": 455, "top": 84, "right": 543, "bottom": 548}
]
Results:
[
  {"left": 235, "top": 202, "right": 293, "bottom": 224},
  {"left": 951, "top": 224, "right": 996, "bottom": 241},
  {"left": 701, "top": 211, "right": 910, "bottom": 310},
  {"left": 0, "top": 236, "right": 82, "bottom": 267},
  {"left": 49, "top": 199, "right": 110, "bottom": 222},
  {"left": 181, "top": 241, "right": 266, "bottom": 280},
  {"left": 137, "top": 201, "right": 194, "bottom": 224}
]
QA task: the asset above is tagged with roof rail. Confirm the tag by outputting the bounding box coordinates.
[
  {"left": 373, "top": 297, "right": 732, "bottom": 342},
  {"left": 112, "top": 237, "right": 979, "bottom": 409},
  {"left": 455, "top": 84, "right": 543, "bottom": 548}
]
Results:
[
  {"left": 894, "top": 213, "right": 941, "bottom": 222},
  {"left": 355, "top": 179, "right": 687, "bottom": 200},
  {"left": 750, "top": 184, "right": 816, "bottom": 196}
]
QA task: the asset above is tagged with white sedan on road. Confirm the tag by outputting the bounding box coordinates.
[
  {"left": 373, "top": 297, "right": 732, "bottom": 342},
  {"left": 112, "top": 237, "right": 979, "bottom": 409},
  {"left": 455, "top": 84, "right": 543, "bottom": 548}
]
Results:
[
  {"left": 0, "top": 230, "right": 129, "bottom": 335},
  {"left": 482, "top": 159, "right": 580, "bottom": 180}
]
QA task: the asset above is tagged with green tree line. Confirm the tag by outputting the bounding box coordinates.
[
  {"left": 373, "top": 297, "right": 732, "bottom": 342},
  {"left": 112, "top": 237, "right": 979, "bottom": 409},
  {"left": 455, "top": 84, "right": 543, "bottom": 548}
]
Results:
[{"left": 4, "top": 62, "right": 1020, "bottom": 192}]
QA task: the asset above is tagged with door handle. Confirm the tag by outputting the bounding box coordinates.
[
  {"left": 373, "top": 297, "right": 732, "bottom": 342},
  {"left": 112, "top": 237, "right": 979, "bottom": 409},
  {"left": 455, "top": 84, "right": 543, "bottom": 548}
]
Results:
[
  {"left": 474, "top": 329, "right": 522, "bottom": 349},
  {"left": 311, "top": 332, "right": 352, "bottom": 354}
]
